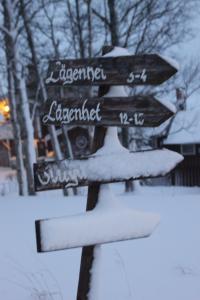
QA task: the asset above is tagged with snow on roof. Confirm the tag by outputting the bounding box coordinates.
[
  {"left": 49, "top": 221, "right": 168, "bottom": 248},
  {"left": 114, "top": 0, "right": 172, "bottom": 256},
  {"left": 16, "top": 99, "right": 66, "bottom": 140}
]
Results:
[
  {"left": 0, "top": 123, "right": 13, "bottom": 140},
  {"left": 164, "top": 107, "right": 200, "bottom": 145}
]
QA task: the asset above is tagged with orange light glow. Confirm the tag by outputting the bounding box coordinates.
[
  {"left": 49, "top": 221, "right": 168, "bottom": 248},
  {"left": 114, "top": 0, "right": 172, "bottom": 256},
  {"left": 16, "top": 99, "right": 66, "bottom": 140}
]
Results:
[
  {"left": 4, "top": 105, "right": 10, "bottom": 113},
  {"left": 0, "top": 98, "right": 10, "bottom": 121}
]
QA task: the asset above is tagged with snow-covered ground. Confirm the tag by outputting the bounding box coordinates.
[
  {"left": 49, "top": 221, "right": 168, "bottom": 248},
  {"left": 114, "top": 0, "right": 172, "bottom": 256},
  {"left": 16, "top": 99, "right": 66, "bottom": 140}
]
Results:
[
  {"left": 0, "top": 183, "right": 200, "bottom": 300},
  {"left": 0, "top": 167, "right": 17, "bottom": 196}
]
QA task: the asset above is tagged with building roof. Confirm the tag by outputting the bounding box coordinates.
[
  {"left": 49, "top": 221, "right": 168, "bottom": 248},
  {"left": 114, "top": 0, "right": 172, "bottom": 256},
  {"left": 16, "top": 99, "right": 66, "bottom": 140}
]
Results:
[{"left": 163, "top": 107, "right": 200, "bottom": 145}]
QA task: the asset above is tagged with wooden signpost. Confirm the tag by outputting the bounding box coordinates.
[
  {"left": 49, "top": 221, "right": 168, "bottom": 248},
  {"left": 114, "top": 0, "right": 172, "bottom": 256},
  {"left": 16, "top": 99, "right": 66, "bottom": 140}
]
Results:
[
  {"left": 36, "top": 202, "right": 160, "bottom": 252},
  {"left": 34, "top": 46, "right": 181, "bottom": 300},
  {"left": 42, "top": 95, "right": 174, "bottom": 127},
  {"left": 45, "top": 54, "right": 177, "bottom": 86},
  {"left": 34, "top": 148, "right": 182, "bottom": 192}
]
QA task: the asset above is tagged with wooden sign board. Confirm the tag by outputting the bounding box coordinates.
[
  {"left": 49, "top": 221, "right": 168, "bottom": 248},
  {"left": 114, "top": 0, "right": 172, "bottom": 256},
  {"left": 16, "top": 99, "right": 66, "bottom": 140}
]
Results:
[
  {"left": 35, "top": 206, "right": 160, "bottom": 252},
  {"left": 34, "top": 149, "right": 183, "bottom": 192},
  {"left": 45, "top": 54, "right": 177, "bottom": 86},
  {"left": 42, "top": 95, "right": 174, "bottom": 127}
]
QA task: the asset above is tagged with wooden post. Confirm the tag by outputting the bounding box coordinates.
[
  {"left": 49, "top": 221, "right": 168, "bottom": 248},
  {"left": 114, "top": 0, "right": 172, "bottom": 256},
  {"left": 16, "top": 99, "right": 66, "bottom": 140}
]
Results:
[
  {"left": 34, "top": 46, "right": 179, "bottom": 298},
  {"left": 76, "top": 46, "right": 114, "bottom": 300}
]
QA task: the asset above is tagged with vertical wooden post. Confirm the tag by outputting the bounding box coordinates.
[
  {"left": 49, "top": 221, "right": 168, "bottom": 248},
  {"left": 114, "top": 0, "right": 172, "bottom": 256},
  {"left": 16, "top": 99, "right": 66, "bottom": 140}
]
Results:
[{"left": 76, "top": 46, "right": 114, "bottom": 300}]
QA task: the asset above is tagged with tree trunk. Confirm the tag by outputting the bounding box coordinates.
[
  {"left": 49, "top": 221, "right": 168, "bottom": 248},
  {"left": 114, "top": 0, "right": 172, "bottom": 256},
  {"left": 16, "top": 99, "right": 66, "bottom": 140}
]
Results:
[
  {"left": 107, "top": 0, "right": 119, "bottom": 45},
  {"left": 86, "top": 0, "right": 92, "bottom": 57},
  {"left": 107, "top": 0, "right": 132, "bottom": 191},
  {"left": 8, "top": 69, "right": 27, "bottom": 195},
  {"left": 3, "top": 0, "right": 27, "bottom": 195},
  {"left": 75, "top": 0, "right": 85, "bottom": 58},
  {"left": 66, "top": 0, "right": 78, "bottom": 58},
  {"left": 18, "top": 77, "right": 36, "bottom": 195},
  {"left": 19, "top": 0, "right": 64, "bottom": 162},
  {"left": 9, "top": 1, "right": 36, "bottom": 195}
]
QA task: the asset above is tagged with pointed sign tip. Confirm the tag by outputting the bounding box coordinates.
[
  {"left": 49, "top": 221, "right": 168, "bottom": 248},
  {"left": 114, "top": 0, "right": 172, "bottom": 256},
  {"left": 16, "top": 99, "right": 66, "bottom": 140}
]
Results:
[{"left": 158, "top": 54, "right": 179, "bottom": 77}]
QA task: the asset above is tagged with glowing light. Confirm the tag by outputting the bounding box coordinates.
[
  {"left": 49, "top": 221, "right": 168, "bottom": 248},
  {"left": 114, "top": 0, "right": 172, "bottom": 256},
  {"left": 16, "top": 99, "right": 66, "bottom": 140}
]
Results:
[
  {"left": 4, "top": 105, "right": 10, "bottom": 113},
  {"left": 0, "top": 98, "right": 10, "bottom": 121}
]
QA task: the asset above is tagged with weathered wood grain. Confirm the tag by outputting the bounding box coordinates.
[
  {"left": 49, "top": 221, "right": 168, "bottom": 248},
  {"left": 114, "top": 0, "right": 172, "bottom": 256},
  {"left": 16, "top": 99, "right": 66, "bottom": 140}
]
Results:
[
  {"left": 76, "top": 46, "right": 113, "bottom": 300},
  {"left": 34, "top": 149, "right": 183, "bottom": 192},
  {"left": 45, "top": 54, "right": 178, "bottom": 86},
  {"left": 42, "top": 95, "right": 174, "bottom": 127}
]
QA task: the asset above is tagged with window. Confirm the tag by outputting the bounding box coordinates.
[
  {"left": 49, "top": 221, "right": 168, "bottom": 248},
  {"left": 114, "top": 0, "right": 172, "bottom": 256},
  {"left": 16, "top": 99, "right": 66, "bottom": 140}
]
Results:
[{"left": 181, "top": 144, "right": 195, "bottom": 155}]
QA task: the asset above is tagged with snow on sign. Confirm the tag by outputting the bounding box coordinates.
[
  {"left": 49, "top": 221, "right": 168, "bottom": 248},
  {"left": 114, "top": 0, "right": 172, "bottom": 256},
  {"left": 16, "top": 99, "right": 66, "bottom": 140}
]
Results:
[
  {"left": 45, "top": 54, "right": 178, "bottom": 86},
  {"left": 36, "top": 210, "right": 159, "bottom": 251},
  {"left": 34, "top": 149, "right": 183, "bottom": 192},
  {"left": 42, "top": 95, "right": 174, "bottom": 127},
  {"left": 35, "top": 186, "right": 160, "bottom": 252},
  {"left": 34, "top": 46, "right": 180, "bottom": 299}
]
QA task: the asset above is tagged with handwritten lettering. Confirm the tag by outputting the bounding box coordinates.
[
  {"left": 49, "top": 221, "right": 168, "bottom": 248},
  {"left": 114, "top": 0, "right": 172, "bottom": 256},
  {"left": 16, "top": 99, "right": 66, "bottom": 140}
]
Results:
[
  {"left": 37, "top": 167, "right": 81, "bottom": 188},
  {"left": 46, "top": 61, "right": 107, "bottom": 85},
  {"left": 127, "top": 69, "right": 147, "bottom": 83},
  {"left": 134, "top": 113, "right": 144, "bottom": 125},
  {"left": 119, "top": 112, "right": 130, "bottom": 125},
  {"left": 37, "top": 170, "right": 50, "bottom": 185},
  {"left": 119, "top": 112, "right": 145, "bottom": 126},
  {"left": 43, "top": 100, "right": 102, "bottom": 124}
]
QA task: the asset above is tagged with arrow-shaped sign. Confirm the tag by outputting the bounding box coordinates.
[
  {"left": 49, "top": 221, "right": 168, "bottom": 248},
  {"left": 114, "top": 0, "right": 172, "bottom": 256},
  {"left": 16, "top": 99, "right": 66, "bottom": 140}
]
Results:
[
  {"left": 35, "top": 184, "right": 160, "bottom": 252},
  {"left": 45, "top": 54, "right": 178, "bottom": 86},
  {"left": 35, "top": 203, "right": 160, "bottom": 252},
  {"left": 42, "top": 95, "right": 175, "bottom": 127},
  {"left": 34, "top": 149, "right": 183, "bottom": 192}
]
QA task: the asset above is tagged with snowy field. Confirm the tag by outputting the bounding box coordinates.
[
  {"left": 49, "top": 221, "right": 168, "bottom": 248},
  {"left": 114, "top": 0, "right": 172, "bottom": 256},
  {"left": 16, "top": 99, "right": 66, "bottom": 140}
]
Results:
[
  {"left": 0, "top": 182, "right": 200, "bottom": 300},
  {"left": 0, "top": 167, "right": 17, "bottom": 196}
]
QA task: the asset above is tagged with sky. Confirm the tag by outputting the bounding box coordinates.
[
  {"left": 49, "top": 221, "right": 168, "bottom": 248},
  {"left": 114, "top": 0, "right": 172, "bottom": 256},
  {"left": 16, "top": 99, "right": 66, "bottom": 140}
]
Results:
[{"left": 162, "top": 16, "right": 200, "bottom": 110}]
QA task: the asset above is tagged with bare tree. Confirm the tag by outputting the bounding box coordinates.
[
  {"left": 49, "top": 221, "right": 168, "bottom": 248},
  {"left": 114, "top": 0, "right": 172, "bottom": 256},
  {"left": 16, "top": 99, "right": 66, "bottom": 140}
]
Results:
[
  {"left": 0, "top": 0, "right": 198, "bottom": 195},
  {"left": 1, "top": 0, "right": 36, "bottom": 195},
  {"left": 178, "top": 58, "right": 200, "bottom": 100},
  {"left": 19, "top": 0, "right": 65, "bottom": 163}
]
